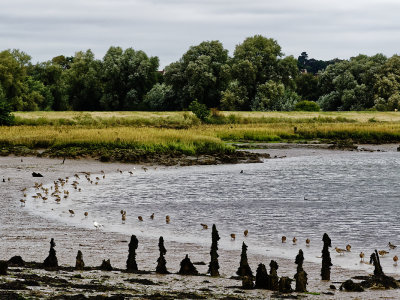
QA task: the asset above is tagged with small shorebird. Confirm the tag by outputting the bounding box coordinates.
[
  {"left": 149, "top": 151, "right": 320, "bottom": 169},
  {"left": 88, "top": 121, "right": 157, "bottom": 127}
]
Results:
[
  {"left": 20, "top": 199, "right": 26, "bottom": 207},
  {"left": 69, "top": 209, "right": 75, "bottom": 216},
  {"left": 84, "top": 212, "right": 88, "bottom": 217},
  {"left": 394, "top": 255, "right": 398, "bottom": 266},
  {"left": 120, "top": 210, "right": 126, "bottom": 216},
  {"left": 306, "top": 238, "right": 310, "bottom": 246},
  {"left": 138, "top": 216, "right": 143, "bottom": 221},
  {"left": 93, "top": 221, "right": 103, "bottom": 229},
  {"left": 244, "top": 230, "right": 248, "bottom": 237},
  {"left": 379, "top": 250, "right": 389, "bottom": 257},
  {"left": 122, "top": 214, "right": 126, "bottom": 223},
  {"left": 201, "top": 224, "right": 208, "bottom": 230},
  {"left": 282, "top": 236, "right": 287, "bottom": 243},
  {"left": 150, "top": 213, "right": 154, "bottom": 220},
  {"left": 388, "top": 242, "right": 397, "bottom": 250},
  {"left": 128, "top": 171, "right": 133, "bottom": 176},
  {"left": 230, "top": 233, "right": 236, "bottom": 240},
  {"left": 292, "top": 237, "right": 297, "bottom": 245},
  {"left": 335, "top": 247, "right": 346, "bottom": 255},
  {"left": 360, "top": 252, "right": 365, "bottom": 262},
  {"left": 166, "top": 215, "right": 170, "bottom": 224},
  {"left": 142, "top": 167, "right": 148, "bottom": 172},
  {"left": 346, "top": 244, "right": 351, "bottom": 252}
]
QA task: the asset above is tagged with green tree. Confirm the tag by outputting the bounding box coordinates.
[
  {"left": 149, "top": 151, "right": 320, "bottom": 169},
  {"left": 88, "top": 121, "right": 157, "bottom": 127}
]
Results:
[
  {"left": 101, "top": 46, "right": 159, "bottom": 110},
  {"left": 220, "top": 80, "right": 248, "bottom": 110},
  {"left": 143, "top": 83, "right": 177, "bottom": 111},
  {"left": 251, "top": 80, "right": 285, "bottom": 111},
  {"left": 164, "top": 41, "right": 229, "bottom": 108},
  {"left": 0, "top": 49, "right": 31, "bottom": 110},
  {"left": 63, "top": 50, "right": 103, "bottom": 111},
  {"left": 295, "top": 73, "right": 320, "bottom": 101}
]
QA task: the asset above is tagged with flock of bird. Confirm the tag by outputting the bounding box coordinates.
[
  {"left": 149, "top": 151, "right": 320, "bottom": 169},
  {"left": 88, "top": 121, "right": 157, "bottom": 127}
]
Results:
[{"left": 19, "top": 167, "right": 399, "bottom": 267}]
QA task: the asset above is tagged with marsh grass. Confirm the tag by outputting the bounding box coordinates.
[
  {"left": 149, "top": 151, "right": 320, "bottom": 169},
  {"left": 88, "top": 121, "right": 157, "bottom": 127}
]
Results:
[{"left": 3, "top": 111, "right": 400, "bottom": 159}]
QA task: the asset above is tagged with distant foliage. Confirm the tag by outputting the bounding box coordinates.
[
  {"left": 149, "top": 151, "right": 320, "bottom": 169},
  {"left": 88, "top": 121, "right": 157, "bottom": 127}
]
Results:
[
  {"left": 295, "top": 100, "right": 320, "bottom": 111},
  {"left": 2, "top": 39, "right": 400, "bottom": 112}
]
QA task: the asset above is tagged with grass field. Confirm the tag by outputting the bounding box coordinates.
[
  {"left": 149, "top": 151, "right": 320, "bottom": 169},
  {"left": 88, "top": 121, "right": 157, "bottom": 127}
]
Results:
[{"left": 1, "top": 111, "right": 400, "bottom": 160}]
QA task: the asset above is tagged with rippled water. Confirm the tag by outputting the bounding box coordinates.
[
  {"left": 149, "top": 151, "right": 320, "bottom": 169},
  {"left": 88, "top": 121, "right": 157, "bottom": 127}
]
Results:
[{"left": 26, "top": 151, "right": 400, "bottom": 273}]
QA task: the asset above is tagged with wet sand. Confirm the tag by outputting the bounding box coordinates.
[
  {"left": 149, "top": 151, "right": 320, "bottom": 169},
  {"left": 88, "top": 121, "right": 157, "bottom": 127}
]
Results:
[{"left": 1, "top": 151, "right": 399, "bottom": 299}]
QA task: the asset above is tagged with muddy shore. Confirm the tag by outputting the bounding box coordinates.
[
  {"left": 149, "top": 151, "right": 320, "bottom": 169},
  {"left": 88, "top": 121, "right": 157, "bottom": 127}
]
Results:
[{"left": 0, "top": 146, "right": 399, "bottom": 299}]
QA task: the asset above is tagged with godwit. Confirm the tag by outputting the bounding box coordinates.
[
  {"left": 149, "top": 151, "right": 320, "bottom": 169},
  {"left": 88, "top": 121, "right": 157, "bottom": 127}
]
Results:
[
  {"left": 230, "top": 233, "right": 236, "bottom": 240},
  {"left": 69, "top": 209, "right": 75, "bottom": 216},
  {"left": 378, "top": 250, "right": 389, "bottom": 257},
  {"left": 360, "top": 252, "right": 365, "bottom": 262},
  {"left": 335, "top": 247, "right": 346, "bottom": 255},
  {"left": 244, "top": 230, "right": 248, "bottom": 237},
  {"left": 388, "top": 242, "right": 397, "bottom": 250}
]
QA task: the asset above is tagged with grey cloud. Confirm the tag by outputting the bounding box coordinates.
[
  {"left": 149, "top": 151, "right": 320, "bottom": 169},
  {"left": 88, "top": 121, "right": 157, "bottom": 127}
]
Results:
[{"left": 1, "top": 0, "right": 399, "bottom": 66}]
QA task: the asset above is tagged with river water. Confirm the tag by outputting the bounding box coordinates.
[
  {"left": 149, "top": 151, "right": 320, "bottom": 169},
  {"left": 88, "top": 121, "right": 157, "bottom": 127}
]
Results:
[{"left": 26, "top": 150, "right": 400, "bottom": 274}]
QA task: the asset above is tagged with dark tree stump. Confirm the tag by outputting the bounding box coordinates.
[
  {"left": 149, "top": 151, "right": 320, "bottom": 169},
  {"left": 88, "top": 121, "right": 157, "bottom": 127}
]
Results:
[
  {"left": 242, "top": 275, "right": 254, "bottom": 289},
  {"left": 236, "top": 242, "right": 253, "bottom": 278},
  {"left": 75, "top": 250, "right": 85, "bottom": 270},
  {"left": 321, "top": 233, "right": 332, "bottom": 280},
  {"left": 156, "top": 236, "right": 169, "bottom": 274},
  {"left": 126, "top": 235, "right": 138, "bottom": 273},
  {"left": 8, "top": 256, "right": 25, "bottom": 267},
  {"left": 43, "top": 238, "right": 58, "bottom": 269},
  {"left": 100, "top": 259, "right": 112, "bottom": 271},
  {"left": 178, "top": 254, "right": 198, "bottom": 275},
  {"left": 208, "top": 224, "right": 220, "bottom": 277},
  {"left": 255, "top": 263, "right": 269, "bottom": 289},
  {"left": 269, "top": 260, "right": 279, "bottom": 291},
  {"left": 0, "top": 261, "right": 8, "bottom": 275},
  {"left": 279, "top": 276, "right": 293, "bottom": 293},
  {"left": 294, "top": 249, "right": 308, "bottom": 292}
]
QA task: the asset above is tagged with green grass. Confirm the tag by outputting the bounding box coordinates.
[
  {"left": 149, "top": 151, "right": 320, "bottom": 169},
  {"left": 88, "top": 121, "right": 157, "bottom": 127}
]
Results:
[{"left": 2, "top": 111, "right": 400, "bottom": 161}]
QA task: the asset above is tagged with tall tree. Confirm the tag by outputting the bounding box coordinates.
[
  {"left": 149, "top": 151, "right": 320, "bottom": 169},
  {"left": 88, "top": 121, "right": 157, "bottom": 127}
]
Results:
[
  {"left": 164, "top": 40, "right": 229, "bottom": 108},
  {"left": 101, "top": 46, "right": 159, "bottom": 110}
]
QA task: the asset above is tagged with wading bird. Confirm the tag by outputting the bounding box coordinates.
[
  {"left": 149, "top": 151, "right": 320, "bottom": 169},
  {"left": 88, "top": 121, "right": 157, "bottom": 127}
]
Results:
[
  {"left": 150, "top": 213, "right": 154, "bottom": 220},
  {"left": 388, "top": 242, "right": 397, "bottom": 250},
  {"left": 244, "top": 230, "right": 248, "bottom": 237},
  {"left": 69, "top": 209, "right": 75, "bottom": 216},
  {"left": 360, "top": 252, "right": 365, "bottom": 262},
  {"left": 335, "top": 247, "right": 346, "bottom": 255},
  {"left": 84, "top": 212, "right": 88, "bottom": 217},
  {"left": 230, "top": 234, "right": 236, "bottom": 240},
  {"left": 379, "top": 250, "right": 389, "bottom": 257},
  {"left": 20, "top": 199, "right": 26, "bottom": 207},
  {"left": 292, "top": 237, "right": 297, "bottom": 245},
  {"left": 306, "top": 238, "right": 310, "bottom": 246},
  {"left": 282, "top": 236, "right": 286, "bottom": 243},
  {"left": 394, "top": 255, "right": 398, "bottom": 266},
  {"left": 122, "top": 214, "right": 126, "bottom": 224},
  {"left": 93, "top": 221, "right": 103, "bottom": 229},
  {"left": 138, "top": 216, "right": 143, "bottom": 221},
  {"left": 346, "top": 244, "right": 351, "bottom": 252},
  {"left": 166, "top": 215, "right": 170, "bottom": 224},
  {"left": 201, "top": 224, "right": 208, "bottom": 230}
]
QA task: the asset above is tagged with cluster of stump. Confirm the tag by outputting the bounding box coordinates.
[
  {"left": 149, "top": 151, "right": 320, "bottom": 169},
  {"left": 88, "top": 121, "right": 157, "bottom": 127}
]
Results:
[{"left": 0, "top": 227, "right": 399, "bottom": 294}]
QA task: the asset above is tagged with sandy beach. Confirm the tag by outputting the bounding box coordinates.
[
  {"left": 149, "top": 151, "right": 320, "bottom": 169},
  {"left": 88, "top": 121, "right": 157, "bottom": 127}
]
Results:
[{"left": 1, "top": 149, "right": 399, "bottom": 299}]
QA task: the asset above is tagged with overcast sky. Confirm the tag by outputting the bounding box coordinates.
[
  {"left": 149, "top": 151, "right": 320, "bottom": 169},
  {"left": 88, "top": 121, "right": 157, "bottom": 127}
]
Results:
[{"left": 1, "top": 0, "right": 400, "bottom": 68}]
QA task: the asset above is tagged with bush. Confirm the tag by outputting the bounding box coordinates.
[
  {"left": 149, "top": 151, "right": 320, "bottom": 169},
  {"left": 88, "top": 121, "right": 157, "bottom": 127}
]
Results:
[
  {"left": 0, "top": 101, "right": 15, "bottom": 125},
  {"left": 295, "top": 100, "right": 320, "bottom": 112},
  {"left": 189, "top": 100, "right": 210, "bottom": 122}
]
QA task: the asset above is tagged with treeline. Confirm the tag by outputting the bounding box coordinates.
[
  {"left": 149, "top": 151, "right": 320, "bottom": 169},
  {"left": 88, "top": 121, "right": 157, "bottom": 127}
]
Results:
[{"left": 0, "top": 35, "right": 399, "bottom": 112}]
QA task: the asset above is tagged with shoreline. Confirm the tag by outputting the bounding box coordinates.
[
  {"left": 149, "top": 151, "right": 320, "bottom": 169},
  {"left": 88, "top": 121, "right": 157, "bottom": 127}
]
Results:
[{"left": 1, "top": 149, "right": 399, "bottom": 299}]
